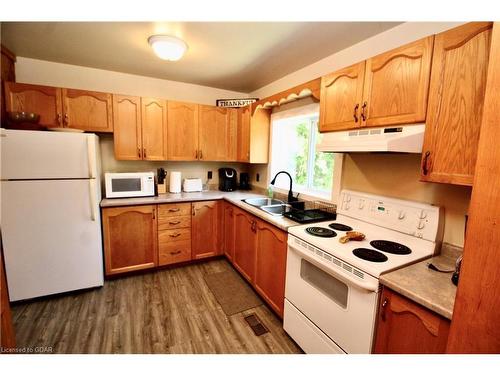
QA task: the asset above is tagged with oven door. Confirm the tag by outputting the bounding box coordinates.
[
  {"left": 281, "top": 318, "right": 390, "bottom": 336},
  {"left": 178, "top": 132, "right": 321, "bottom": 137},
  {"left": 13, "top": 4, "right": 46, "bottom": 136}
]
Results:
[{"left": 284, "top": 237, "right": 380, "bottom": 354}]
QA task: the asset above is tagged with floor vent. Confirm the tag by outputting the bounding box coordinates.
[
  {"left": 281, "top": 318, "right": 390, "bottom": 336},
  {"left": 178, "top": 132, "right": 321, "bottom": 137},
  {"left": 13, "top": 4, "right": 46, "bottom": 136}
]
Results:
[{"left": 244, "top": 313, "right": 269, "bottom": 336}]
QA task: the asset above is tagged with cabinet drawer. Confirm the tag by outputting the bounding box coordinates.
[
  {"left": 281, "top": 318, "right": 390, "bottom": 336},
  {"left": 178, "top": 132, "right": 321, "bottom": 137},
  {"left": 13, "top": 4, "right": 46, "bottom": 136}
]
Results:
[
  {"left": 158, "top": 215, "right": 191, "bottom": 230},
  {"left": 158, "top": 228, "right": 191, "bottom": 243},
  {"left": 158, "top": 240, "right": 192, "bottom": 266},
  {"left": 158, "top": 203, "right": 191, "bottom": 217}
]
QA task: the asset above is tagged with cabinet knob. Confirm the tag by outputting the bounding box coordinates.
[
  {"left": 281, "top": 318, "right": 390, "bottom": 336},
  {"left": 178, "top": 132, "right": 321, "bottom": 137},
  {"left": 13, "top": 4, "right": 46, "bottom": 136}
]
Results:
[
  {"left": 63, "top": 113, "right": 69, "bottom": 127},
  {"left": 137, "top": 147, "right": 141, "bottom": 158},
  {"left": 422, "top": 151, "right": 431, "bottom": 175},
  {"left": 381, "top": 298, "right": 389, "bottom": 321},
  {"left": 199, "top": 150, "right": 203, "bottom": 160},
  {"left": 195, "top": 149, "right": 199, "bottom": 159},
  {"left": 143, "top": 148, "right": 147, "bottom": 159},
  {"left": 57, "top": 113, "right": 62, "bottom": 126},
  {"left": 361, "top": 101, "right": 367, "bottom": 122}
]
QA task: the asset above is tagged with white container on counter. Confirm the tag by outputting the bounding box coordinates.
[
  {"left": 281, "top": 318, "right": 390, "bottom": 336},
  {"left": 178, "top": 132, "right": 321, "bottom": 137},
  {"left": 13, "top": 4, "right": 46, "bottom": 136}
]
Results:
[{"left": 169, "top": 171, "right": 182, "bottom": 193}]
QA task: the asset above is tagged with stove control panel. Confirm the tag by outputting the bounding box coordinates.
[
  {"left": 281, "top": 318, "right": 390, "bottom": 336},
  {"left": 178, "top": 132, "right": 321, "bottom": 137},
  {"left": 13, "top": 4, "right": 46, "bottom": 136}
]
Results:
[{"left": 338, "top": 190, "right": 443, "bottom": 242}]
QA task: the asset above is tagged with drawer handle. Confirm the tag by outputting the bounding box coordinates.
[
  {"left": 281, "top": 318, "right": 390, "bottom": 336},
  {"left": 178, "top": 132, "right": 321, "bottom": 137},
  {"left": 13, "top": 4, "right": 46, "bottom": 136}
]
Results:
[
  {"left": 381, "top": 298, "right": 389, "bottom": 322},
  {"left": 422, "top": 151, "right": 431, "bottom": 176},
  {"left": 170, "top": 250, "right": 182, "bottom": 255},
  {"left": 169, "top": 220, "right": 181, "bottom": 225},
  {"left": 169, "top": 233, "right": 181, "bottom": 238},
  {"left": 353, "top": 103, "right": 359, "bottom": 123},
  {"left": 168, "top": 208, "right": 180, "bottom": 212}
]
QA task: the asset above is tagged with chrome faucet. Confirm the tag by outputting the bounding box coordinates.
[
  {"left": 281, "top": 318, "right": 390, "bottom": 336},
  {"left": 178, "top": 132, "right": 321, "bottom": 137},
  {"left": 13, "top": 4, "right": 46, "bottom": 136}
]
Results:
[{"left": 269, "top": 171, "right": 298, "bottom": 203}]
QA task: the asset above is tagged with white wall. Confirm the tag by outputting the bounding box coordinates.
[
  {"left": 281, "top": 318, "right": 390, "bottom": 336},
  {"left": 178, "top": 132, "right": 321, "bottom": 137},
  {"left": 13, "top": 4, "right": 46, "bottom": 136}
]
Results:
[
  {"left": 15, "top": 57, "right": 247, "bottom": 105},
  {"left": 248, "top": 21, "right": 470, "bottom": 247}
]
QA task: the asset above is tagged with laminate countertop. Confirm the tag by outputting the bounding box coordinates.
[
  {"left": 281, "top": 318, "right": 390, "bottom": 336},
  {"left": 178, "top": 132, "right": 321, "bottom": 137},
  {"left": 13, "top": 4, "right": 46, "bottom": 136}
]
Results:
[
  {"left": 100, "top": 190, "right": 300, "bottom": 231},
  {"left": 379, "top": 244, "right": 462, "bottom": 320}
]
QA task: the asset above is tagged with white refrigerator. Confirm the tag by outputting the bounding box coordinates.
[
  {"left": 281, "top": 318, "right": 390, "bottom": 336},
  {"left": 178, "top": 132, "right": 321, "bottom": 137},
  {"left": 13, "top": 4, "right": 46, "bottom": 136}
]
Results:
[{"left": 1, "top": 129, "right": 104, "bottom": 301}]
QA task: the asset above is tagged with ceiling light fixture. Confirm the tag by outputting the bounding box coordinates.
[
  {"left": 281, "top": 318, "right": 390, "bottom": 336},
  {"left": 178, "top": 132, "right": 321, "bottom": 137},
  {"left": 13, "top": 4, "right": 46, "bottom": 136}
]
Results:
[{"left": 148, "top": 35, "right": 188, "bottom": 61}]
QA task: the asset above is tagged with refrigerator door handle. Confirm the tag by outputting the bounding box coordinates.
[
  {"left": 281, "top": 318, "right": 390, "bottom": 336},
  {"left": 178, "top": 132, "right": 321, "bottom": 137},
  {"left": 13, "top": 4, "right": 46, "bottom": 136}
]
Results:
[
  {"left": 87, "top": 136, "right": 97, "bottom": 179},
  {"left": 89, "top": 179, "right": 97, "bottom": 221}
]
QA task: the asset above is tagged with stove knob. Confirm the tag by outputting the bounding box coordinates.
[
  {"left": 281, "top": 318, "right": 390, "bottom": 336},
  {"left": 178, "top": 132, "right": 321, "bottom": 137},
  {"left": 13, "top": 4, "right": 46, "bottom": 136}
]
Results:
[
  {"left": 419, "top": 210, "right": 427, "bottom": 219},
  {"left": 346, "top": 195, "right": 351, "bottom": 202},
  {"left": 398, "top": 211, "right": 406, "bottom": 220},
  {"left": 358, "top": 200, "right": 365, "bottom": 209},
  {"left": 417, "top": 220, "right": 425, "bottom": 229}
]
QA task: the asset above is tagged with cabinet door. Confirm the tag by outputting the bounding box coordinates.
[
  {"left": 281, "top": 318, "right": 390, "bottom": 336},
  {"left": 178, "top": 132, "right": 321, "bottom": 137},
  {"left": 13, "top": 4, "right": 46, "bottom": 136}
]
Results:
[
  {"left": 4, "top": 82, "right": 63, "bottom": 127},
  {"left": 374, "top": 288, "right": 450, "bottom": 354},
  {"left": 233, "top": 208, "right": 257, "bottom": 282},
  {"left": 102, "top": 205, "right": 158, "bottom": 276},
  {"left": 198, "top": 105, "right": 229, "bottom": 161},
  {"left": 141, "top": 97, "right": 167, "bottom": 160},
  {"left": 237, "top": 105, "right": 251, "bottom": 162},
  {"left": 421, "top": 22, "right": 492, "bottom": 186},
  {"left": 223, "top": 203, "right": 235, "bottom": 261},
  {"left": 227, "top": 108, "right": 238, "bottom": 161},
  {"left": 319, "top": 62, "right": 365, "bottom": 132},
  {"left": 167, "top": 101, "right": 199, "bottom": 160},
  {"left": 62, "top": 88, "right": 113, "bottom": 132},
  {"left": 254, "top": 219, "right": 287, "bottom": 317},
  {"left": 362, "top": 36, "right": 433, "bottom": 127},
  {"left": 112, "top": 95, "right": 142, "bottom": 160},
  {"left": 191, "top": 201, "right": 220, "bottom": 259}
]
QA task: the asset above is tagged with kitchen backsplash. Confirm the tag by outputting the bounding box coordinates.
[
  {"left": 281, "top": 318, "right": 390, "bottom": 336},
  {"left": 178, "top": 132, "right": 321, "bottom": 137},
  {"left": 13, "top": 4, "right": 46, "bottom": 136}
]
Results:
[{"left": 98, "top": 134, "right": 250, "bottom": 187}]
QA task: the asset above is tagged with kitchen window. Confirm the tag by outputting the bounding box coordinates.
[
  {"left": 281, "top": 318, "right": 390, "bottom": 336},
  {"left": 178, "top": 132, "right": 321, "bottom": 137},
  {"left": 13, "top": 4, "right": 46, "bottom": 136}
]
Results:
[{"left": 269, "top": 103, "right": 342, "bottom": 202}]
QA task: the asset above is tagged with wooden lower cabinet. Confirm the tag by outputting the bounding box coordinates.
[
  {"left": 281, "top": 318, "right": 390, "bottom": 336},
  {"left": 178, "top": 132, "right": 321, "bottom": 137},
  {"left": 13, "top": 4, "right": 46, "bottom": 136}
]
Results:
[
  {"left": 374, "top": 287, "right": 450, "bottom": 354},
  {"left": 158, "top": 203, "right": 192, "bottom": 266},
  {"left": 102, "top": 205, "right": 158, "bottom": 276},
  {"left": 254, "top": 219, "right": 287, "bottom": 317},
  {"left": 192, "top": 200, "right": 221, "bottom": 259},
  {"left": 232, "top": 207, "right": 257, "bottom": 282}
]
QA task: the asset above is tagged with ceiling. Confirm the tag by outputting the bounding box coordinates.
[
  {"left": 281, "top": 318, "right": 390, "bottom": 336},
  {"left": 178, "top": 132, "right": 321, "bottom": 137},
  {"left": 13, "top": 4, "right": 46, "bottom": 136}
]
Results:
[{"left": 1, "top": 22, "right": 401, "bottom": 93}]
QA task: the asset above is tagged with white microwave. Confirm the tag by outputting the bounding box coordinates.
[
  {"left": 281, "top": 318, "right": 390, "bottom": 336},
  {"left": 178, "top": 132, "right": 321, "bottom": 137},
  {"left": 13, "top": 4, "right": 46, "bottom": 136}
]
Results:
[{"left": 104, "top": 172, "right": 155, "bottom": 198}]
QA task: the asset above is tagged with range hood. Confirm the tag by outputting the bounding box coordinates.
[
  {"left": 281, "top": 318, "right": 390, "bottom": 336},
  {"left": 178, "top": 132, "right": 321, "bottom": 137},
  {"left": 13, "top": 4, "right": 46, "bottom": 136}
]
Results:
[{"left": 317, "top": 124, "right": 425, "bottom": 153}]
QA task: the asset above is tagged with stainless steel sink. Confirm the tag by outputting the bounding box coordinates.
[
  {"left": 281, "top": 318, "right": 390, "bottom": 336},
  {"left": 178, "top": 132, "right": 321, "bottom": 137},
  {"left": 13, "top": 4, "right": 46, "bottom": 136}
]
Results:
[
  {"left": 242, "top": 197, "right": 285, "bottom": 207},
  {"left": 260, "top": 204, "right": 292, "bottom": 216}
]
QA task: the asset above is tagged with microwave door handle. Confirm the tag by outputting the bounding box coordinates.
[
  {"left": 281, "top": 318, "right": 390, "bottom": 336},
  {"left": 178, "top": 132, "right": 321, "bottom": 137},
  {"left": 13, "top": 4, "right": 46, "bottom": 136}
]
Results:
[{"left": 288, "top": 242, "right": 379, "bottom": 292}]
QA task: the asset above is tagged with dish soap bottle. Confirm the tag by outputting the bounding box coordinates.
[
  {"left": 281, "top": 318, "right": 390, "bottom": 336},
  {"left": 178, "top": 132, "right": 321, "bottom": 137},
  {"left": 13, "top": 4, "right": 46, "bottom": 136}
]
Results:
[{"left": 267, "top": 184, "right": 274, "bottom": 199}]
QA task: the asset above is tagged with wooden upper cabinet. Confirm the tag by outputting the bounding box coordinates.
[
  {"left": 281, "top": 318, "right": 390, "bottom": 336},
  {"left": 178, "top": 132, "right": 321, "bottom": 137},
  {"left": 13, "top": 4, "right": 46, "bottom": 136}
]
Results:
[
  {"left": 62, "top": 88, "right": 113, "bottom": 132},
  {"left": 421, "top": 22, "right": 492, "bottom": 186},
  {"left": 254, "top": 220, "right": 287, "bottom": 317},
  {"left": 113, "top": 95, "right": 142, "bottom": 160},
  {"left": 319, "top": 62, "right": 366, "bottom": 132},
  {"left": 191, "top": 201, "right": 221, "bottom": 259},
  {"left": 362, "top": 36, "right": 434, "bottom": 127},
  {"left": 233, "top": 208, "right": 257, "bottom": 282},
  {"left": 102, "top": 205, "right": 158, "bottom": 276},
  {"left": 198, "top": 105, "right": 229, "bottom": 161},
  {"left": 374, "top": 287, "right": 450, "bottom": 354},
  {"left": 4, "top": 82, "right": 63, "bottom": 127},
  {"left": 237, "top": 105, "right": 251, "bottom": 162},
  {"left": 141, "top": 97, "right": 167, "bottom": 160},
  {"left": 166, "top": 101, "right": 199, "bottom": 161},
  {"left": 248, "top": 107, "right": 271, "bottom": 164},
  {"left": 227, "top": 108, "right": 238, "bottom": 162}
]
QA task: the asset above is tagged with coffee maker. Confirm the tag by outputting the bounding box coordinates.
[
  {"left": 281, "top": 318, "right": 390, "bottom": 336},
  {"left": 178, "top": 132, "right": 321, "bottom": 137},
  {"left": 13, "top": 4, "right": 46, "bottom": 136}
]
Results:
[{"left": 219, "top": 168, "right": 237, "bottom": 191}]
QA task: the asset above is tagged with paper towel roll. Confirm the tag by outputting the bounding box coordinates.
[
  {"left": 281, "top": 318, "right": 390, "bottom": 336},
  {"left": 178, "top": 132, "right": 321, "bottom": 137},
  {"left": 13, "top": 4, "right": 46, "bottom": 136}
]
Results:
[{"left": 169, "top": 171, "right": 182, "bottom": 193}]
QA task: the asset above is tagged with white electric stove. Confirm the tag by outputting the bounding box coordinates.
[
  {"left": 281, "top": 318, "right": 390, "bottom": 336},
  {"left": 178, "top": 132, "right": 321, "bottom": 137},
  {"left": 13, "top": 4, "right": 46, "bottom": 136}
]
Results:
[{"left": 283, "top": 190, "right": 443, "bottom": 354}]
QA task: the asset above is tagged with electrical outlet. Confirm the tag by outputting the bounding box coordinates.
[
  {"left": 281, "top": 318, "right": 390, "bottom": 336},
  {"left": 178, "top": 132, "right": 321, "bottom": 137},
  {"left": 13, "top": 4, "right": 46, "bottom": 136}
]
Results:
[
  {"left": 256, "top": 173, "right": 260, "bottom": 182},
  {"left": 207, "top": 171, "right": 212, "bottom": 179}
]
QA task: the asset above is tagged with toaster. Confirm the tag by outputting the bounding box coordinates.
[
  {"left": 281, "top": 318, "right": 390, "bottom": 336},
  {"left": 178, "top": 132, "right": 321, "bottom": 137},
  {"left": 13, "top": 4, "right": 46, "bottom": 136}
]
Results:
[{"left": 183, "top": 178, "right": 203, "bottom": 192}]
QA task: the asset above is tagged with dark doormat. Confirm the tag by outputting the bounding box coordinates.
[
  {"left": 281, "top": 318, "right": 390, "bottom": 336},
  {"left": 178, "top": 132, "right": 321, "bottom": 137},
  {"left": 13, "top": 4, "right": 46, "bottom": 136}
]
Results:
[{"left": 204, "top": 270, "right": 263, "bottom": 316}]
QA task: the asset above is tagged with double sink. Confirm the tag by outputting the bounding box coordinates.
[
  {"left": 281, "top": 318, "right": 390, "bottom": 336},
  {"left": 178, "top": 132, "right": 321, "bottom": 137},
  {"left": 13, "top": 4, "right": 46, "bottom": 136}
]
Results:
[{"left": 243, "top": 197, "right": 296, "bottom": 216}]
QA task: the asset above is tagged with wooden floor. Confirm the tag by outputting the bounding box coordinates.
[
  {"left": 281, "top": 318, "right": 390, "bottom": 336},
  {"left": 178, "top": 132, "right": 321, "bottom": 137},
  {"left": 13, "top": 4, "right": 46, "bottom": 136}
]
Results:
[{"left": 11, "top": 259, "right": 302, "bottom": 354}]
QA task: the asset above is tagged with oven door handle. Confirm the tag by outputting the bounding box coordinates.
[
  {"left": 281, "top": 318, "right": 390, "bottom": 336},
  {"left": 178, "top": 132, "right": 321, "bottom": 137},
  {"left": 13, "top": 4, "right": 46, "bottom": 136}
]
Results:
[{"left": 288, "top": 243, "right": 379, "bottom": 293}]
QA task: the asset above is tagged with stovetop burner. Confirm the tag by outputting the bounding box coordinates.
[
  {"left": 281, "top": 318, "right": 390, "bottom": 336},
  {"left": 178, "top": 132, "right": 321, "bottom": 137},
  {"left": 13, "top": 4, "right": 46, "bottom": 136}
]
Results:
[
  {"left": 305, "top": 227, "right": 337, "bottom": 238},
  {"left": 353, "top": 248, "right": 388, "bottom": 263},
  {"left": 370, "top": 240, "right": 412, "bottom": 255},
  {"left": 328, "top": 223, "right": 353, "bottom": 232}
]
